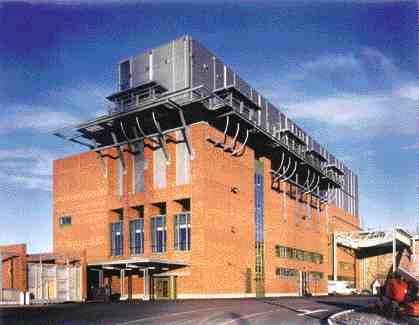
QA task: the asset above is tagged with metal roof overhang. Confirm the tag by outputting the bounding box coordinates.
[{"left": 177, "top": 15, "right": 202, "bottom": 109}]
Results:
[
  {"left": 54, "top": 84, "right": 343, "bottom": 195},
  {"left": 335, "top": 228, "right": 414, "bottom": 251},
  {"left": 87, "top": 257, "right": 188, "bottom": 271}
]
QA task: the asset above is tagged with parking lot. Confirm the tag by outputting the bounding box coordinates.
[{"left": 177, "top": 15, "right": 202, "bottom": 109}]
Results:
[{"left": 0, "top": 296, "right": 378, "bottom": 324}]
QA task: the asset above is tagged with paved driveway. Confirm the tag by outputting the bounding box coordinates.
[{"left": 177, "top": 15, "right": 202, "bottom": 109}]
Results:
[{"left": 0, "top": 296, "right": 377, "bottom": 325}]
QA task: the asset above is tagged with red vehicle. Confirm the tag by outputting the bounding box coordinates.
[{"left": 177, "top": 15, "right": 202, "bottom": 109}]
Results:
[{"left": 379, "top": 269, "right": 419, "bottom": 318}]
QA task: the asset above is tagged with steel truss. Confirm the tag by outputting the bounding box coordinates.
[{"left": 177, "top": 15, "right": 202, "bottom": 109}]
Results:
[{"left": 54, "top": 83, "right": 345, "bottom": 200}]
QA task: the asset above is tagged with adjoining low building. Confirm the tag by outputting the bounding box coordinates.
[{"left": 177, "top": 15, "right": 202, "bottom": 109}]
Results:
[
  {"left": 0, "top": 244, "right": 82, "bottom": 304},
  {"left": 334, "top": 228, "right": 416, "bottom": 292}
]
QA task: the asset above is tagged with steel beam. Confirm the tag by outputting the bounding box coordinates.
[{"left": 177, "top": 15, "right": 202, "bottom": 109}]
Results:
[
  {"left": 152, "top": 111, "right": 170, "bottom": 162},
  {"left": 224, "top": 122, "right": 240, "bottom": 152},
  {"left": 167, "top": 99, "right": 194, "bottom": 158},
  {"left": 110, "top": 131, "right": 126, "bottom": 174},
  {"left": 232, "top": 128, "right": 249, "bottom": 156}
]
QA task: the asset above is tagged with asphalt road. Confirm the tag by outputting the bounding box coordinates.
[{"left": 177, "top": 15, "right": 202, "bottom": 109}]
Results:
[{"left": 0, "top": 296, "right": 378, "bottom": 325}]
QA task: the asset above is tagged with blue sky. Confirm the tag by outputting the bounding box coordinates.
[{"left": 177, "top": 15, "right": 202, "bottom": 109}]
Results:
[{"left": 0, "top": 0, "right": 417, "bottom": 253}]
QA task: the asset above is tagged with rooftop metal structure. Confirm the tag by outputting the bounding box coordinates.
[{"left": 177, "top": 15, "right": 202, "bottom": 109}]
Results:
[{"left": 54, "top": 35, "right": 359, "bottom": 212}]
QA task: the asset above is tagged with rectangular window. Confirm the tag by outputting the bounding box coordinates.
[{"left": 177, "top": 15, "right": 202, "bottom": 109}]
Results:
[
  {"left": 59, "top": 216, "right": 72, "bottom": 226},
  {"left": 174, "top": 213, "right": 191, "bottom": 251},
  {"left": 153, "top": 145, "right": 167, "bottom": 189},
  {"left": 132, "top": 141, "right": 145, "bottom": 193},
  {"left": 130, "top": 219, "right": 144, "bottom": 255},
  {"left": 276, "top": 267, "right": 298, "bottom": 279},
  {"left": 176, "top": 131, "right": 191, "bottom": 186},
  {"left": 117, "top": 158, "right": 124, "bottom": 196},
  {"left": 111, "top": 222, "right": 123, "bottom": 256},
  {"left": 151, "top": 215, "right": 166, "bottom": 253}
]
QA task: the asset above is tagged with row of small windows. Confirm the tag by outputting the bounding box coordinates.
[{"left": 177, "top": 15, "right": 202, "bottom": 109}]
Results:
[
  {"left": 275, "top": 268, "right": 324, "bottom": 280},
  {"left": 275, "top": 245, "right": 324, "bottom": 264},
  {"left": 111, "top": 213, "right": 191, "bottom": 256}
]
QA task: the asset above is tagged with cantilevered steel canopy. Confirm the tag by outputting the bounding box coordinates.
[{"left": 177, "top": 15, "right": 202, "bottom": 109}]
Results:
[
  {"left": 88, "top": 257, "right": 188, "bottom": 271},
  {"left": 54, "top": 81, "right": 345, "bottom": 203}
]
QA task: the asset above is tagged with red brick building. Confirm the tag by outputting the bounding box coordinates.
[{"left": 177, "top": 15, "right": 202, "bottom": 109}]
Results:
[{"left": 51, "top": 36, "right": 363, "bottom": 300}]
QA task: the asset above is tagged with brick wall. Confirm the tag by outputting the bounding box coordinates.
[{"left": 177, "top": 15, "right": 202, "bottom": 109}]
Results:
[
  {"left": 53, "top": 122, "right": 361, "bottom": 298},
  {"left": 0, "top": 244, "right": 27, "bottom": 292}
]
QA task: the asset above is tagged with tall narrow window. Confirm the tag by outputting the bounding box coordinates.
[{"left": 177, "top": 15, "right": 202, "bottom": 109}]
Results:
[
  {"left": 117, "top": 158, "right": 123, "bottom": 196},
  {"left": 176, "top": 131, "right": 191, "bottom": 185},
  {"left": 150, "top": 215, "right": 166, "bottom": 253},
  {"left": 153, "top": 145, "right": 166, "bottom": 189},
  {"left": 111, "top": 222, "right": 123, "bottom": 256},
  {"left": 174, "top": 213, "right": 191, "bottom": 251},
  {"left": 130, "top": 219, "right": 144, "bottom": 255},
  {"left": 132, "top": 141, "right": 145, "bottom": 193}
]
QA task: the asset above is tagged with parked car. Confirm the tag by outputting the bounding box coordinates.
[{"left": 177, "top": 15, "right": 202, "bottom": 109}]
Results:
[{"left": 328, "top": 281, "right": 357, "bottom": 295}]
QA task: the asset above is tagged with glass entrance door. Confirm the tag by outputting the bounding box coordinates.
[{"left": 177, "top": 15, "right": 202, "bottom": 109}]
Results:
[{"left": 154, "top": 277, "right": 170, "bottom": 299}]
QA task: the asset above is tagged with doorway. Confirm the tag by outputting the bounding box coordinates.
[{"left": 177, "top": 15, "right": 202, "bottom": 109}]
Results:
[
  {"left": 153, "top": 277, "right": 173, "bottom": 300},
  {"left": 300, "top": 271, "right": 311, "bottom": 296}
]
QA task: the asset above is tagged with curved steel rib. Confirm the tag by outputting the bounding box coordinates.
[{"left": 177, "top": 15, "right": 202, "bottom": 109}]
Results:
[
  {"left": 225, "top": 123, "right": 240, "bottom": 152},
  {"left": 232, "top": 128, "right": 249, "bottom": 156},
  {"left": 282, "top": 160, "right": 298, "bottom": 182}
]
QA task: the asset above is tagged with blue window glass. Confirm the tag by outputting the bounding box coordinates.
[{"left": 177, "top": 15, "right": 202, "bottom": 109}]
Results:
[
  {"left": 111, "top": 222, "right": 123, "bottom": 256},
  {"left": 174, "top": 213, "right": 191, "bottom": 251},
  {"left": 130, "top": 219, "right": 144, "bottom": 255},
  {"left": 151, "top": 215, "right": 166, "bottom": 253}
]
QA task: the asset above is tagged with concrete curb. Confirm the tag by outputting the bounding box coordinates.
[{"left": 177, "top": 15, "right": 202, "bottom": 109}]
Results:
[
  {"left": 327, "top": 303, "right": 377, "bottom": 325},
  {"left": 327, "top": 308, "right": 355, "bottom": 325}
]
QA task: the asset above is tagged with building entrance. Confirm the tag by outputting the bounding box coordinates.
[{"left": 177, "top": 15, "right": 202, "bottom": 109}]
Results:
[
  {"left": 300, "top": 271, "right": 310, "bottom": 296},
  {"left": 153, "top": 277, "right": 171, "bottom": 300}
]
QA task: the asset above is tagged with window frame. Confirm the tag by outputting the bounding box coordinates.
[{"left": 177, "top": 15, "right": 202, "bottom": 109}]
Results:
[
  {"left": 173, "top": 213, "right": 191, "bottom": 251},
  {"left": 110, "top": 221, "right": 123, "bottom": 256},
  {"left": 59, "top": 215, "right": 72, "bottom": 226},
  {"left": 151, "top": 215, "right": 167, "bottom": 253},
  {"left": 129, "top": 218, "right": 144, "bottom": 255}
]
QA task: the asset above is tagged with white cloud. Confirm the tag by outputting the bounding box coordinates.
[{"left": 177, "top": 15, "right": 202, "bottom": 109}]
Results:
[
  {"left": 285, "top": 84, "right": 417, "bottom": 137},
  {"left": 0, "top": 148, "right": 62, "bottom": 191},
  {"left": 395, "top": 83, "right": 419, "bottom": 101},
  {"left": 0, "top": 83, "right": 113, "bottom": 134},
  {"left": 0, "top": 109, "right": 81, "bottom": 134}
]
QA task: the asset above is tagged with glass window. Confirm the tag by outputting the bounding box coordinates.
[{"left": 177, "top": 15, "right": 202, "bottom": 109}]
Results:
[
  {"left": 174, "top": 213, "right": 191, "bottom": 251},
  {"left": 151, "top": 215, "right": 166, "bottom": 253},
  {"left": 276, "top": 267, "right": 298, "bottom": 279},
  {"left": 59, "top": 216, "right": 72, "bottom": 226},
  {"left": 130, "top": 219, "right": 144, "bottom": 255},
  {"left": 111, "top": 222, "right": 123, "bottom": 256}
]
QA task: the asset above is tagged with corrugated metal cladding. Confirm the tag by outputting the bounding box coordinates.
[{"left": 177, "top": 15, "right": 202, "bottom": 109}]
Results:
[
  {"left": 119, "top": 35, "right": 359, "bottom": 217},
  {"left": 27, "top": 264, "right": 82, "bottom": 302}
]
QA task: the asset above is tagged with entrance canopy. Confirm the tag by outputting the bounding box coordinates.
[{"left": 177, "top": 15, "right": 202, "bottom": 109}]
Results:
[
  {"left": 88, "top": 257, "right": 188, "bottom": 272},
  {"left": 335, "top": 228, "right": 414, "bottom": 251}
]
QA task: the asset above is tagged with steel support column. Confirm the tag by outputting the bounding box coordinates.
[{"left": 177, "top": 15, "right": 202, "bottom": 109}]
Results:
[
  {"left": 111, "top": 131, "right": 127, "bottom": 174},
  {"left": 152, "top": 111, "right": 170, "bottom": 162},
  {"left": 120, "top": 269, "right": 125, "bottom": 299},
  {"left": 0, "top": 252, "right": 2, "bottom": 302},
  {"left": 143, "top": 268, "right": 150, "bottom": 301},
  {"left": 392, "top": 229, "right": 396, "bottom": 273},
  {"left": 333, "top": 232, "right": 337, "bottom": 281}
]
